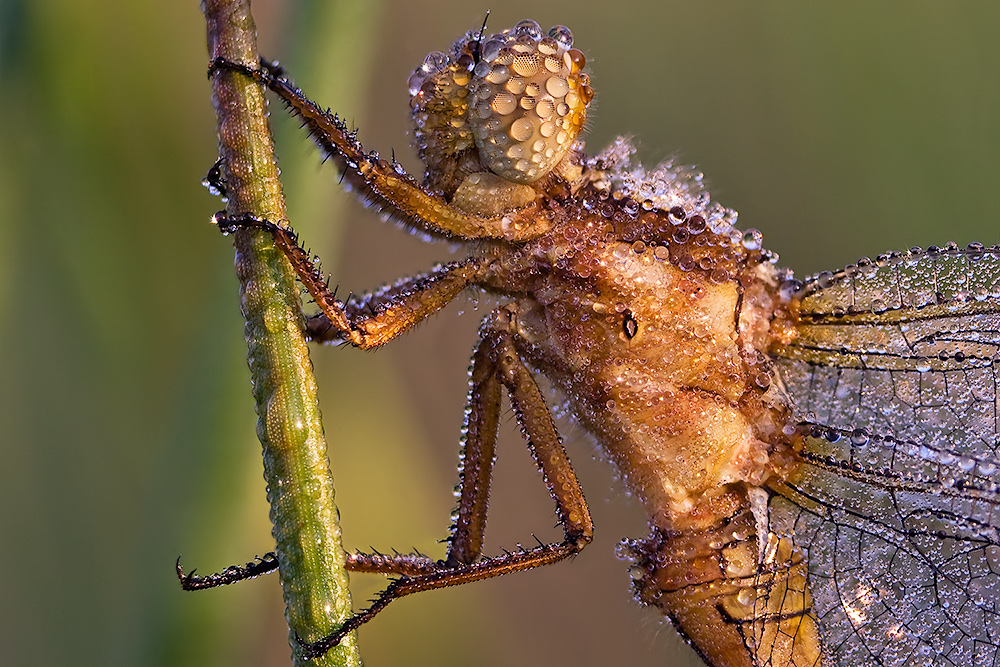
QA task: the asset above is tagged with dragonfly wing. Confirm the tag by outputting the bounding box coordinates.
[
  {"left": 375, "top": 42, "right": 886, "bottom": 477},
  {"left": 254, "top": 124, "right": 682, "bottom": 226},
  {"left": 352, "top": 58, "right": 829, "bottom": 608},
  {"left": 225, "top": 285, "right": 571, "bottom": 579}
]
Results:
[{"left": 768, "top": 244, "right": 1000, "bottom": 667}]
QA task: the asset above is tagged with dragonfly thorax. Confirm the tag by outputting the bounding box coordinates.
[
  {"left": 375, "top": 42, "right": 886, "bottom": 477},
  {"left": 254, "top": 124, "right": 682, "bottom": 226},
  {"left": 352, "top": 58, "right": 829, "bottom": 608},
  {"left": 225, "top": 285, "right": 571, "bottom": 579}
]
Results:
[{"left": 480, "top": 176, "right": 791, "bottom": 528}]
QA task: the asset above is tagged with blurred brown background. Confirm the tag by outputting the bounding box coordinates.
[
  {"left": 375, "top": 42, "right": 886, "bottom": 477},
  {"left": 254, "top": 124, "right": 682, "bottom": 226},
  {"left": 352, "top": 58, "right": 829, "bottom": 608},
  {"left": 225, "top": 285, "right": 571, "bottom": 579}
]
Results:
[{"left": 1, "top": 1, "right": 997, "bottom": 665}]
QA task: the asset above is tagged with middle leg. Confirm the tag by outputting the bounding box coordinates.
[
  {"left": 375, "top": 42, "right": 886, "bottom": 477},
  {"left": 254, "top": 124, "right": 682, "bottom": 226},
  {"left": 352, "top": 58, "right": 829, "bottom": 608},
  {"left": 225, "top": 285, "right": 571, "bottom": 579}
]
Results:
[{"left": 296, "top": 310, "right": 595, "bottom": 658}]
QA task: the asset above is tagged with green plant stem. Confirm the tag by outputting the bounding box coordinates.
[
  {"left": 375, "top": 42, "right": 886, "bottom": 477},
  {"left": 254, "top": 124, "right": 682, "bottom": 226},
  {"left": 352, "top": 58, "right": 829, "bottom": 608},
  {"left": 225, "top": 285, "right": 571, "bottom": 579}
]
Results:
[{"left": 202, "top": 1, "right": 360, "bottom": 665}]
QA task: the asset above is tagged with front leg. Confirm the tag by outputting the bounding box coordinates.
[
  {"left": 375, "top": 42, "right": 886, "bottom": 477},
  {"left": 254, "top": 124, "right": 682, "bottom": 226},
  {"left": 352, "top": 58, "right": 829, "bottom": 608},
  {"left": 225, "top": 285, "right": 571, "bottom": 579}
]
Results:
[
  {"left": 214, "top": 212, "right": 481, "bottom": 348},
  {"left": 209, "top": 59, "right": 551, "bottom": 243}
]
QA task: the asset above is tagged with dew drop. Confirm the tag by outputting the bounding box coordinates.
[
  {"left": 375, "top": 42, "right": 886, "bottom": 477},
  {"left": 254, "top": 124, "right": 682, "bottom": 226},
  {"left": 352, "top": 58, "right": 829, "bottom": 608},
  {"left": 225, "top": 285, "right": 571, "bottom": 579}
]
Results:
[
  {"left": 510, "top": 118, "right": 535, "bottom": 142},
  {"left": 742, "top": 228, "right": 763, "bottom": 250},
  {"left": 486, "top": 64, "right": 510, "bottom": 85},
  {"left": 545, "top": 76, "right": 569, "bottom": 98},
  {"left": 481, "top": 39, "right": 503, "bottom": 62},
  {"left": 421, "top": 51, "right": 448, "bottom": 73},
  {"left": 514, "top": 19, "right": 542, "bottom": 40},
  {"left": 538, "top": 36, "right": 559, "bottom": 56},
  {"left": 687, "top": 215, "right": 706, "bottom": 234},
  {"left": 548, "top": 25, "right": 574, "bottom": 48},
  {"left": 407, "top": 71, "right": 426, "bottom": 96},
  {"left": 511, "top": 54, "right": 541, "bottom": 77}
]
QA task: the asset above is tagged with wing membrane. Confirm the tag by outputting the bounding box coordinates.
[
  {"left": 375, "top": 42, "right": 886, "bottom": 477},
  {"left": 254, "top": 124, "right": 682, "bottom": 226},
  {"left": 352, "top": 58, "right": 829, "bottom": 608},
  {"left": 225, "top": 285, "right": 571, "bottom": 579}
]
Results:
[{"left": 769, "top": 244, "right": 1000, "bottom": 667}]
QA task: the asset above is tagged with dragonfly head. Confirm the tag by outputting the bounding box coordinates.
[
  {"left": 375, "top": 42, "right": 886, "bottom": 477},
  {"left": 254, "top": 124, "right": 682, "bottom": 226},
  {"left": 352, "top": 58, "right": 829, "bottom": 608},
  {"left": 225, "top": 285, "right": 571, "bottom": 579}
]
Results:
[{"left": 408, "top": 20, "right": 593, "bottom": 200}]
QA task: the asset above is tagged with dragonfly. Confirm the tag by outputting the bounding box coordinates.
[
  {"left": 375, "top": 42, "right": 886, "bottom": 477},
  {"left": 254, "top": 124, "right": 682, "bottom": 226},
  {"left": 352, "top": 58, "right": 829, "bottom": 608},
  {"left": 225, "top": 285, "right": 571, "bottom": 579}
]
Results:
[{"left": 189, "top": 17, "right": 1000, "bottom": 667}]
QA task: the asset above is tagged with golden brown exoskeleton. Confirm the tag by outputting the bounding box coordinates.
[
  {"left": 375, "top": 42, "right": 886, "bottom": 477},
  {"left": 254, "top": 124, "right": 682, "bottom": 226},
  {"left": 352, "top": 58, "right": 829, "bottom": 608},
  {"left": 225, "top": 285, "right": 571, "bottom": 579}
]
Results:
[
  {"left": 199, "top": 19, "right": 822, "bottom": 665},
  {"left": 194, "top": 17, "right": 1000, "bottom": 667}
]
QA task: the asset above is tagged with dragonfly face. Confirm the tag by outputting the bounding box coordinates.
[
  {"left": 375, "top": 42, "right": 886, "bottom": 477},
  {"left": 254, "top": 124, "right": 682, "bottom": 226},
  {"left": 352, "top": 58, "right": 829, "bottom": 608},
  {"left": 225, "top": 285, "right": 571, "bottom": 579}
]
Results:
[{"left": 198, "top": 12, "right": 1000, "bottom": 667}]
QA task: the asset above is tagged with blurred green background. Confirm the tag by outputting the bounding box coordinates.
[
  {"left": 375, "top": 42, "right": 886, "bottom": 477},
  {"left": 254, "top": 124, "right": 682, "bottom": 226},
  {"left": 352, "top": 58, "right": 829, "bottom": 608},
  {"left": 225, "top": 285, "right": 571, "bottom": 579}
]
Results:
[{"left": 1, "top": 1, "right": 997, "bottom": 665}]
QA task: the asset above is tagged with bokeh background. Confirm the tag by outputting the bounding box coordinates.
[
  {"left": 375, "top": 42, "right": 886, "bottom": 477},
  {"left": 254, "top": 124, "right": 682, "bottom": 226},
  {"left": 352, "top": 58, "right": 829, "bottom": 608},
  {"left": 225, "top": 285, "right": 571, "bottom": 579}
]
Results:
[{"left": 2, "top": 1, "right": 998, "bottom": 665}]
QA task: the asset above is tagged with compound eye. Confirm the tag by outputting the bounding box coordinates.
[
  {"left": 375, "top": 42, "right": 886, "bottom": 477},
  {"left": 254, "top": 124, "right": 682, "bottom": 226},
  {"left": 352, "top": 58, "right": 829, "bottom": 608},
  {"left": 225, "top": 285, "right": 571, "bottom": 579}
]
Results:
[{"left": 468, "top": 22, "right": 592, "bottom": 184}]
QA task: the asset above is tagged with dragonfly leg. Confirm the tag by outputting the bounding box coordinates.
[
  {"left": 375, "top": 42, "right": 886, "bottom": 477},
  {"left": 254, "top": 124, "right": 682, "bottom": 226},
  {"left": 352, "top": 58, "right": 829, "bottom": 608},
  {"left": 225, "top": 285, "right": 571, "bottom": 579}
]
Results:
[
  {"left": 177, "top": 212, "right": 484, "bottom": 589},
  {"left": 175, "top": 550, "right": 443, "bottom": 591},
  {"left": 213, "top": 212, "right": 482, "bottom": 349},
  {"left": 208, "top": 58, "right": 549, "bottom": 242},
  {"left": 295, "top": 312, "right": 594, "bottom": 660},
  {"left": 176, "top": 553, "right": 279, "bottom": 590}
]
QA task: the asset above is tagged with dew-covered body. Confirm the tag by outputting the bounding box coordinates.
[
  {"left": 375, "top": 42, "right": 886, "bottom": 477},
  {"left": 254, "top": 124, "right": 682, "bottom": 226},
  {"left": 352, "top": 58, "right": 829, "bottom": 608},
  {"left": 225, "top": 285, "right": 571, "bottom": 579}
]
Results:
[
  {"left": 198, "top": 18, "right": 1000, "bottom": 667},
  {"left": 476, "top": 175, "right": 824, "bottom": 665}
]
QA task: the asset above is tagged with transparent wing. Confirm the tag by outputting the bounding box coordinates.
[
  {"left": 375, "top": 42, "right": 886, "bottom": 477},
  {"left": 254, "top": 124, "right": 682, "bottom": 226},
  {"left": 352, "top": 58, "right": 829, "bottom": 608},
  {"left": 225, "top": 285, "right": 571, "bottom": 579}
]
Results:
[{"left": 768, "top": 244, "right": 1000, "bottom": 667}]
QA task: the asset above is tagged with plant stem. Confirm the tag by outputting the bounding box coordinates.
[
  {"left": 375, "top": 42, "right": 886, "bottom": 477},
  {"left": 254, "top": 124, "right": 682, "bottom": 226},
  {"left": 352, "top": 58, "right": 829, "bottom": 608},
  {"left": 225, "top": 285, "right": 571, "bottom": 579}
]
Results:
[{"left": 202, "top": 1, "right": 360, "bottom": 665}]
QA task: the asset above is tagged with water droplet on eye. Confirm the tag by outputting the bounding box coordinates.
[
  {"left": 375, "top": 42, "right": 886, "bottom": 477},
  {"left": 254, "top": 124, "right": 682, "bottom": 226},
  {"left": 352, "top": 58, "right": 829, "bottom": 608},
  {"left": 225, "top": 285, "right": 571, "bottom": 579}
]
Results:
[
  {"left": 491, "top": 92, "right": 517, "bottom": 115},
  {"left": 914, "top": 359, "right": 932, "bottom": 373},
  {"left": 407, "top": 71, "right": 426, "bottom": 96},
  {"left": 511, "top": 54, "right": 541, "bottom": 77},
  {"left": 851, "top": 429, "right": 870, "bottom": 446},
  {"left": 421, "top": 51, "right": 448, "bottom": 73},
  {"left": 510, "top": 118, "right": 535, "bottom": 142},
  {"left": 486, "top": 64, "right": 510, "bottom": 85},
  {"left": 514, "top": 19, "right": 542, "bottom": 40},
  {"left": 533, "top": 99, "right": 555, "bottom": 120},
  {"left": 545, "top": 76, "right": 569, "bottom": 98},
  {"left": 481, "top": 39, "right": 503, "bottom": 62},
  {"left": 502, "top": 75, "right": 525, "bottom": 95},
  {"left": 548, "top": 25, "right": 574, "bottom": 48},
  {"left": 543, "top": 55, "right": 563, "bottom": 73},
  {"left": 538, "top": 36, "right": 560, "bottom": 56},
  {"left": 565, "top": 48, "right": 586, "bottom": 72}
]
